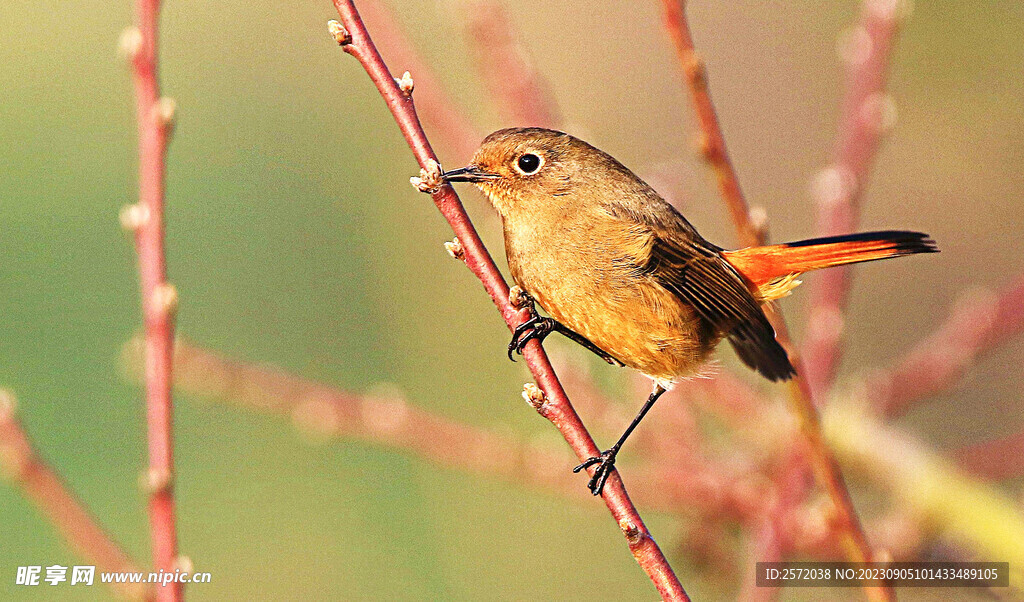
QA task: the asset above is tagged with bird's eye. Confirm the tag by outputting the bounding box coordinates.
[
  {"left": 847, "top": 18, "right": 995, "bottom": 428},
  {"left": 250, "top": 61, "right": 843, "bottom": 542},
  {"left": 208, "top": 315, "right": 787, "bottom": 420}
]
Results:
[{"left": 516, "top": 153, "right": 543, "bottom": 175}]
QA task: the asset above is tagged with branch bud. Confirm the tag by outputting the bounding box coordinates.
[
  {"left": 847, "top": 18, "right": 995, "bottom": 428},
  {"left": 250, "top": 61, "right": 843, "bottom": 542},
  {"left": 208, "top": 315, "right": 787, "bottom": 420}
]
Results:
[
  {"left": 508, "top": 286, "right": 530, "bottom": 310},
  {"left": 443, "top": 237, "right": 465, "bottom": 260},
  {"left": 142, "top": 467, "right": 174, "bottom": 495},
  {"left": 748, "top": 205, "right": 769, "bottom": 242},
  {"left": 152, "top": 97, "right": 177, "bottom": 131},
  {"left": 396, "top": 71, "right": 414, "bottom": 97},
  {"left": 119, "top": 203, "right": 151, "bottom": 232},
  {"left": 410, "top": 159, "right": 444, "bottom": 194},
  {"left": 153, "top": 283, "right": 179, "bottom": 318},
  {"left": 837, "top": 26, "right": 872, "bottom": 67},
  {"left": 0, "top": 389, "right": 17, "bottom": 422},
  {"left": 118, "top": 26, "right": 143, "bottom": 62},
  {"left": 683, "top": 53, "right": 707, "bottom": 90},
  {"left": 522, "top": 383, "right": 546, "bottom": 410},
  {"left": 327, "top": 20, "right": 352, "bottom": 45},
  {"left": 618, "top": 518, "right": 644, "bottom": 545}
]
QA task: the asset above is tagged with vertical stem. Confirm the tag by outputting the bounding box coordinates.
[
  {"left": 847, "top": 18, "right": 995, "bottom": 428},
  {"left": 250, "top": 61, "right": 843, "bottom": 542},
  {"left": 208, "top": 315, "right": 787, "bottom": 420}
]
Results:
[
  {"left": 127, "top": 0, "right": 181, "bottom": 598},
  {"left": 803, "top": 0, "right": 903, "bottom": 397}
]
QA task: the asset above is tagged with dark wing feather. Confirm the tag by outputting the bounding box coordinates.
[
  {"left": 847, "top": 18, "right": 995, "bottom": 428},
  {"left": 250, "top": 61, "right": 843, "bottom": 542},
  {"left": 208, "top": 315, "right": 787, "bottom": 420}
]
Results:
[{"left": 646, "top": 234, "right": 796, "bottom": 381}]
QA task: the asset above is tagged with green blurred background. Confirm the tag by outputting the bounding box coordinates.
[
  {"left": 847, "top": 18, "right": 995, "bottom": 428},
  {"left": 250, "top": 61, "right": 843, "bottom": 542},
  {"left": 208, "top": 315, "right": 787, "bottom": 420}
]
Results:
[{"left": 1, "top": 0, "right": 1021, "bottom": 599}]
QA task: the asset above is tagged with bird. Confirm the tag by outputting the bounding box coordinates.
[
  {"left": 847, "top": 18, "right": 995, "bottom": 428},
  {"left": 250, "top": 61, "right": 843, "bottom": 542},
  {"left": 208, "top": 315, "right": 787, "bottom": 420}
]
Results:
[{"left": 441, "top": 127, "right": 937, "bottom": 495}]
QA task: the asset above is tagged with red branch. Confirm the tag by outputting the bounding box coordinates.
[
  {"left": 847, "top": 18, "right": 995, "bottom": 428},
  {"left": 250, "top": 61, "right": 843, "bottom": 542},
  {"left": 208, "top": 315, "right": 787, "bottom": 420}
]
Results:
[
  {"left": 464, "top": 0, "right": 562, "bottom": 128},
  {"left": 802, "top": 0, "right": 903, "bottom": 396},
  {"left": 0, "top": 391, "right": 149, "bottom": 600},
  {"left": 138, "top": 340, "right": 803, "bottom": 523},
  {"left": 327, "top": 2, "right": 687, "bottom": 599},
  {"left": 355, "top": 0, "right": 481, "bottom": 161},
  {"left": 866, "top": 274, "right": 1024, "bottom": 418},
  {"left": 658, "top": 0, "right": 764, "bottom": 249},
  {"left": 657, "top": 2, "right": 890, "bottom": 599},
  {"left": 125, "top": 0, "right": 181, "bottom": 598}
]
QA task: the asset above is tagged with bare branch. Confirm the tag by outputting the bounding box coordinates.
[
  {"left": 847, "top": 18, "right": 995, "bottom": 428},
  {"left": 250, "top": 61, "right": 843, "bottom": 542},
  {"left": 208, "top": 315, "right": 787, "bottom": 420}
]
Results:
[
  {"left": 802, "top": 0, "right": 905, "bottom": 395},
  {"left": 353, "top": 0, "right": 481, "bottom": 161},
  {"left": 327, "top": 3, "right": 688, "bottom": 598},
  {"left": 463, "top": 0, "right": 562, "bottom": 128},
  {"left": 124, "top": 0, "right": 181, "bottom": 595},
  {"left": 657, "top": 0, "right": 764, "bottom": 248},
  {"left": 866, "top": 274, "right": 1024, "bottom": 418},
  {"left": 0, "top": 390, "right": 149, "bottom": 600}
]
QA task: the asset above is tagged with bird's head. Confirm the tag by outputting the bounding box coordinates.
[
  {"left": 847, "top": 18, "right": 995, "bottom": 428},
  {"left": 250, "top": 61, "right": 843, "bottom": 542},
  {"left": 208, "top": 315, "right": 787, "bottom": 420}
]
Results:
[{"left": 443, "top": 127, "right": 612, "bottom": 219}]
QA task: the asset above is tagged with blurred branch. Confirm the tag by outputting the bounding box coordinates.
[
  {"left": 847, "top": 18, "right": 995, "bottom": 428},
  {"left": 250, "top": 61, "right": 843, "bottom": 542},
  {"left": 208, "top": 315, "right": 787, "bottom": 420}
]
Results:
[
  {"left": 132, "top": 341, "right": 820, "bottom": 545},
  {"left": 953, "top": 430, "right": 1024, "bottom": 481},
  {"left": 658, "top": 0, "right": 764, "bottom": 249},
  {"left": 326, "top": 2, "right": 688, "bottom": 599},
  {"left": 462, "top": 0, "right": 561, "bottom": 128},
  {"left": 657, "top": 3, "right": 887, "bottom": 595},
  {"left": 825, "top": 402, "right": 1024, "bottom": 587},
  {"left": 130, "top": 340, "right": 793, "bottom": 520},
  {"left": 0, "top": 390, "right": 149, "bottom": 601},
  {"left": 129, "top": 339, "right": 582, "bottom": 495},
  {"left": 122, "top": 0, "right": 181, "bottom": 595},
  {"left": 355, "top": 0, "right": 481, "bottom": 160},
  {"left": 136, "top": 338, "right": 1016, "bottom": 578},
  {"left": 865, "top": 274, "right": 1024, "bottom": 418},
  {"left": 802, "top": 0, "right": 904, "bottom": 396}
]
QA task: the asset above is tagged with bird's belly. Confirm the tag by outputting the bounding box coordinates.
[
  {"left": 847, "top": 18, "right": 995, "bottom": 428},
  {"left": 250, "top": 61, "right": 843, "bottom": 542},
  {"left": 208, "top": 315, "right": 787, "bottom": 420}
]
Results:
[{"left": 527, "top": 275, "right": 715, "bottom": 383}]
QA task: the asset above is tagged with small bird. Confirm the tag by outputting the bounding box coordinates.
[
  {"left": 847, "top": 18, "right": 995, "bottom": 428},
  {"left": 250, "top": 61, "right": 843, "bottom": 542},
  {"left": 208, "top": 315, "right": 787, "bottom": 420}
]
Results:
[{"left": 442, "top": 127, "right": 936, "bottom": 495}]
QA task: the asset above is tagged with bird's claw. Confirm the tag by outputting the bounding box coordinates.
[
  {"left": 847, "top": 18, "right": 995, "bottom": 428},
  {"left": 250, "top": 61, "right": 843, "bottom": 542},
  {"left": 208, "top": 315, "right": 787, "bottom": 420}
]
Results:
[
  {"left": 573, "top": 449, "right": 618, "bottom": 496},
  {"left": 507, "top": 315, "right": 554, "bottom": 361}
]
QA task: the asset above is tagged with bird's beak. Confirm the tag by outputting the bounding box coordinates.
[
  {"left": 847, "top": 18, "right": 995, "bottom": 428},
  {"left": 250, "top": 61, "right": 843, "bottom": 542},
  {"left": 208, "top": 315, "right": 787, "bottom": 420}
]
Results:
[{"left": 442, "top": 165, "right": 500, "bottom": 183}]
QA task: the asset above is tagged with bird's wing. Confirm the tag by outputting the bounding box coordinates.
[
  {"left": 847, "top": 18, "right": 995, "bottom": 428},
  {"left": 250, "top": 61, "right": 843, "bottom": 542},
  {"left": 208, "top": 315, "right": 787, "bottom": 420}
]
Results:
[{"left": 642, "top": 228, "right": 796, "bottom": 382}]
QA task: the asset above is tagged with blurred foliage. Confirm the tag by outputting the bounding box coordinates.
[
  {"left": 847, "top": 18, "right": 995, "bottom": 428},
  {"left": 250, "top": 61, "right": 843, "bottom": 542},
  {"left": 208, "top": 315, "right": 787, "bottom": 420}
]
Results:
[{"left": 1, "top": 0, "right": 1021, "bottom": 599}]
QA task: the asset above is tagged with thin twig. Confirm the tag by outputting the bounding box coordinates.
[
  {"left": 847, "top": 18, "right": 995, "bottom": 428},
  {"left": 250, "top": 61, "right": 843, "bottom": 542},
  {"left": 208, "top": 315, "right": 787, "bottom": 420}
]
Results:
[
  {"left": 802, "top": 0, "right": 904, "bottom": 396},
  {"left": 131, "top": 340, "right": 779, "bottom": 520},
  {"left": 0, "top": 390, "right": 149, "bottom": 601},
  {"left": 657, "top": 2, "right": 890, "bottom": 599},
  {"left": 355, "top": 0, "right": 481, "bottom": 161},
  {"left": 658, "top": 0, "right": 764, "bottom": 249},
  {"left": 326, "top": 2, "right": 687, "bottom": 599},
  {"left": 463, "top": 0, "right": 561, "bottom": 128},
  {"left": 122, "top": 0, "right": 181, "bottom": 597},
  {"left": 865, "top": 274, "right": 1024, "bottom": 418}
]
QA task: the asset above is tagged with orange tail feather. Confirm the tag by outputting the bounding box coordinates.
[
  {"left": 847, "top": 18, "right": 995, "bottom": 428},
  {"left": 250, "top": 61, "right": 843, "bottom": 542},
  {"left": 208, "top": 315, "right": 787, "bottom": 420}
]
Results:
[{"left": 723, "top": 230, "right": 938, "bottom": 288}]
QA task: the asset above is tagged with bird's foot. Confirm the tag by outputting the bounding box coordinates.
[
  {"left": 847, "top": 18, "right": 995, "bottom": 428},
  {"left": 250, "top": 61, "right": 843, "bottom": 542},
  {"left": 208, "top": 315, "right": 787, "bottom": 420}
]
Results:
[
  {"left": 573, "top": 449, "right": 618, "bottom": 496},
  {"left": 507, "top": 315, "right": 556, "bottom": 361}
]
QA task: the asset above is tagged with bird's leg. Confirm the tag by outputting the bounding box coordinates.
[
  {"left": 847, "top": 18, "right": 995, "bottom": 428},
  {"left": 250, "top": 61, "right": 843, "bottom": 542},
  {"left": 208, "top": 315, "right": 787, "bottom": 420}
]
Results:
[
  {"left": 507, "top": 301, "right": 623, "bottom": 366},
  {"left": 554, "top": 327, "right": 625, "bottom": 367},
  {"left": 573, "top": 384, "right": 667, "bottom": 495}
]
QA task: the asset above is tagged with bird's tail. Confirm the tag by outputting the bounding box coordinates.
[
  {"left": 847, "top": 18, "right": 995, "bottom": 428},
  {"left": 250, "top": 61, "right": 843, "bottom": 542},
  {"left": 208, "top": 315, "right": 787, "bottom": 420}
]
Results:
[{"left": 723, "top": 230, "right": 938, "bottom": 301}]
